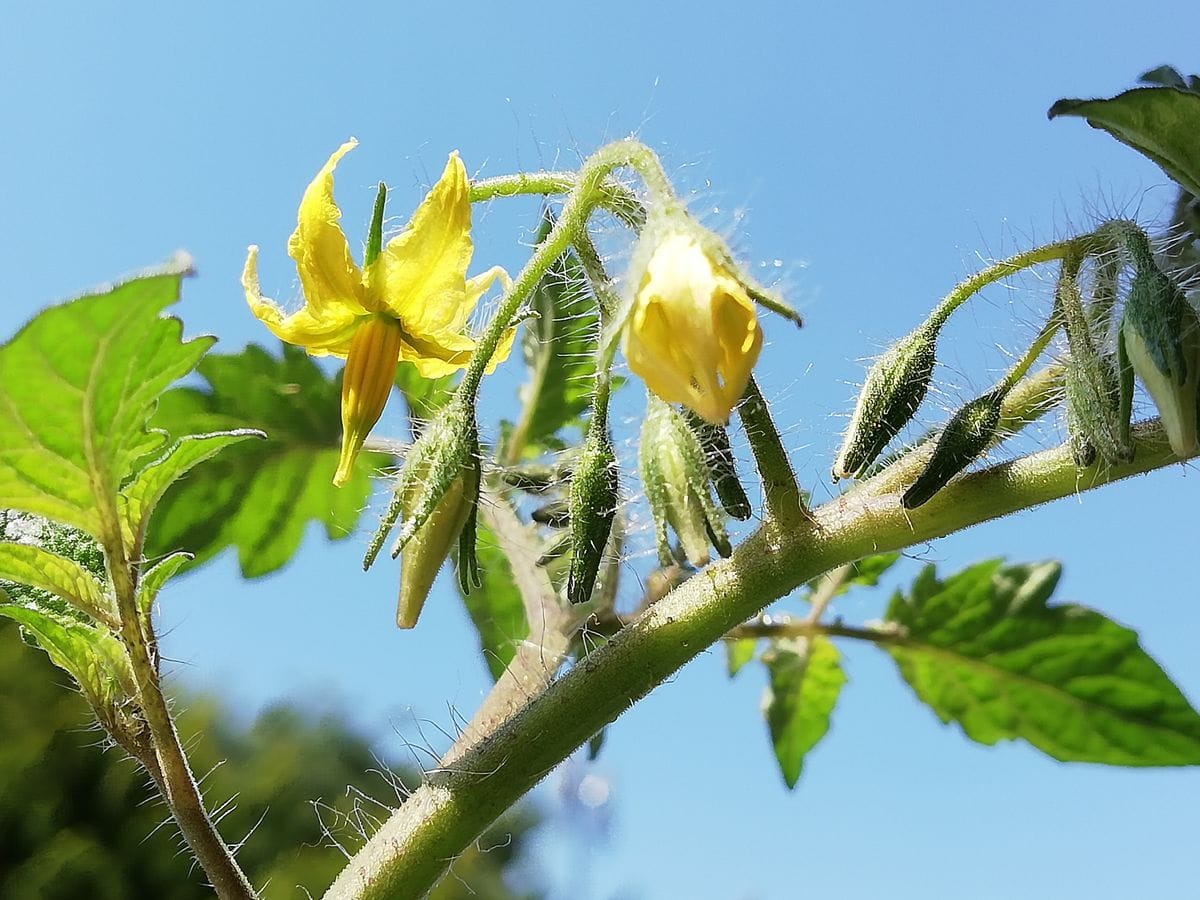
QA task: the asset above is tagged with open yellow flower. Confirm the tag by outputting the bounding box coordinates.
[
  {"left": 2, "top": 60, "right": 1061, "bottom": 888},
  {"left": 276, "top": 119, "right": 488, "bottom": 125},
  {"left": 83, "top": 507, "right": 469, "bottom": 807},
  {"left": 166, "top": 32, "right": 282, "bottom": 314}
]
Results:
[
  {"left": 623, "top": 232, "right": 763, "bottom": 424},
  {"left": 242, "top": 139, "right": 513, "bottom": 486}
]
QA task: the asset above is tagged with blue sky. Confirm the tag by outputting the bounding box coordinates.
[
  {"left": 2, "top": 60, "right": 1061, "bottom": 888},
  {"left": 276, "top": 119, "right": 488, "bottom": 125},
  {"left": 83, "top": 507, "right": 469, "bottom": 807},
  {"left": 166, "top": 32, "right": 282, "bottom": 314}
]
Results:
[{"left": 2, "top": 2, "right": 1198, "bottom": 898}]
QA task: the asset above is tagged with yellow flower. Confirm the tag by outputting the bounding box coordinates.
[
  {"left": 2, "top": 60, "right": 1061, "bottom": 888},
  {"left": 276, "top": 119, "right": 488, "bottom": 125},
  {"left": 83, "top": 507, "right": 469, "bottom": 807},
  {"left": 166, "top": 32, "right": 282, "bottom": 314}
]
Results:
[
  {"left": 242, "top": 139, "right": 513, "bottom": 486},
  {"left": 623, "top": 232, "right": 763, "bottom": 424}
]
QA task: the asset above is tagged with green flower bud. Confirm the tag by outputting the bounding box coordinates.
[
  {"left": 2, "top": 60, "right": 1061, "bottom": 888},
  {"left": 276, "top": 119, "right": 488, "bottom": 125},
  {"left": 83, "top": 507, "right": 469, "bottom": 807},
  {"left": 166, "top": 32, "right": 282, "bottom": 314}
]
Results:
[
  {"left": 1121, "top": 267, "right": 1200, "bottom": 457},
  {"left": 902, "top": 390, "right": 1003, "bottom": 509},
  {"left": 396, "top": 461, "right": 479, "bottom": 629},
  {"left": 640, "top": 397, "right": 732, "bottom": 568},
  {"left": 363, "top": 395, "right": 481, "bottom": 627},
  {"left": 834, "top": 323, "right": 938, "bottom": 481},
  {"left": 683, "top": 410, "right": 752, "bottom": 520},
  {"left": 567, "top": 423, "right": 619, "bottom": 605}
]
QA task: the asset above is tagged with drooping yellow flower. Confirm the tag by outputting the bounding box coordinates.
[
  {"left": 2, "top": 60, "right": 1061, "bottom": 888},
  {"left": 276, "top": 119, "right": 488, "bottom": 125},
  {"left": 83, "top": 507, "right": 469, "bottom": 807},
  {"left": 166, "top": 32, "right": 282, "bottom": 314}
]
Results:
[
  {"left": 242, "top": 139, "right": 513, "bottom": 485},
  {"left": 623, "top": 232, "right": 763, "bottom": 424}
]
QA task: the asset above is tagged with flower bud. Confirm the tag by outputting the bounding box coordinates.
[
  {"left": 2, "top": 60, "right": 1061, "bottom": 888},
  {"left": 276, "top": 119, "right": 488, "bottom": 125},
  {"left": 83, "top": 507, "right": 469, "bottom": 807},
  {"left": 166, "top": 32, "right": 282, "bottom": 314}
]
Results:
[
  {"left": 683, "top": 410, "right": 752, "bottom": 520},
  {"left": 396, "top": 461, "right": 479, "bottom": 629},
  {"left": 640, "top": 397, "right": 731, "bottom": 568},
  {"left": 834, "top": 324, "right": 937, "bottom": 481},
  {"left": 623, "top": 217, "right": 764, "bottom": 425},
  {"left": 1121, "top": 267, "right": 1200, "bottom": 457},
  {"left": 363, "top": 396, "right": 481, "bottom": 626},
  {"left": 567, "top": 424, "right": 619, "bottom": 605},
  {"left": 901, "top": 390, "right": 1003, "bottom": 509}
]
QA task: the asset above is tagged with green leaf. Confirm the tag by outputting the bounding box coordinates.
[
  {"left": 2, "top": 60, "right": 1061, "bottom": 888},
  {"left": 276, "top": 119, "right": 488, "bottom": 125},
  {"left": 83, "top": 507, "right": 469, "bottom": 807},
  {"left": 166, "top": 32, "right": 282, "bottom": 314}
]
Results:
[
  {"left": 136, "top": 551, "right": 193, "bottom": 617},
  {"left": 0, "top": 261, "right": 210, "bottom": 539},
  {"left": 0, "top": 604, "right": 135, "bottom": 719},
  {"left": 1049, "top": 86, "right": 1200, "bottom": 199},
  {"left": 146, "top": 343, "right": 388, "bottom": 578},
  {"left": 0, "top": 542, "right": 113, "bottom": 624},
  {"left": 463, "top": 519, "right": 532, "bottom": 681},
  {"left": 506, "top": 220, "right": 599, "bottom": 459},
  {"left": 725, "top": 638, "right": 757, "bottom": 677},
  {"left": 762, "top": 636, "right": 845, "bottom": 788},
  {"left": 885, "top": 560, "right": 1200, "bottom": 766},
  {"left": 120, "top": 430, "right": 263, "bottom": 551}
]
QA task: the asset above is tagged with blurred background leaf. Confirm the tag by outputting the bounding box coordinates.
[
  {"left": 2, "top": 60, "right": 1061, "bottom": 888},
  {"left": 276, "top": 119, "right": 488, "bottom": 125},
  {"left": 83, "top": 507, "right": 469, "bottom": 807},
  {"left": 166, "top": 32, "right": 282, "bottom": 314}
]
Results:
[{"left": 147, "top": 343, "right": 389, "bottom": 578}]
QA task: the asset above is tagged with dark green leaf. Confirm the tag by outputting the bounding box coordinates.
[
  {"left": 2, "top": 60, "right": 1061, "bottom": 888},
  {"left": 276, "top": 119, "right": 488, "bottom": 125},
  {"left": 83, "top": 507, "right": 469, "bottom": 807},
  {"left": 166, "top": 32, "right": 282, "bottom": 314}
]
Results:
[
  {"left": 762, "top": 636, "right": 845, "bottom": 788},
  {"left": 146, "top": 343, "right": 388, "bottom": 578},
  {"left": 725, "top": 638, "right": 757, "bottom": 677},
  {"left": 506, "top": 227, "right": 599, "bottom": 459},
  {"left": 0, "top": 261, "right": 210, "bottom": 538},
  {"left": 1049, "top": 87, "right": 1200, "bottom": 198},
  {"left": 885, "top": 560, "right": 1200, "bottom": 765}
]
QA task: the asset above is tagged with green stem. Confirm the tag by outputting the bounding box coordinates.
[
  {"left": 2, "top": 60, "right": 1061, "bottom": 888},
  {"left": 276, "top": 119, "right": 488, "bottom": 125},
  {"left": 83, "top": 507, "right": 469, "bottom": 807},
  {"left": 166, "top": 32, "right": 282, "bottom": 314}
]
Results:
[
  {"left": 737, "top": 375, "right": 805, "bottom": 524},
  {"left": 460, "top": 140, "right": 676, "bottom": 401},
  {"left": 323, "top": 418, "right": 1191, "bottom": 900},
  {"left": 927, "top": 239, "right": 1083, "bottom": 331},
  {"left": 997, "top": 303, "right": 1062, "bottom": 394},
  {"left": 467, "top": 170, "right": 646, "bottom": 230},
  {"left": 104, "top": 535, "right": 256, "bottom": 900}
]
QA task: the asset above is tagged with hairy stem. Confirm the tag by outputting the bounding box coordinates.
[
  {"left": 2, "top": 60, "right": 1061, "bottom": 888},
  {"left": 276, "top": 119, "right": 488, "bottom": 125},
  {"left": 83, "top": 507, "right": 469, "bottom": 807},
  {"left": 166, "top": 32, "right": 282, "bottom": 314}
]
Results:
[
  {"left": 324, "top": 410, "right": 1190, "bottom": 900},
  {"left": 461, "top": 140, "right": 676, "bottom": 400},
  {"left": 737, "top": 376, "right": 806, "bottom": 524},
  {"left": 928, "top": 239, "right": 1083, "bottom": 330},
  {"left": 106, "top": 538, "right": 256, "bottom": 899},
  {"left": 467, "top": 170, "right": 646, "bottom": 230}
]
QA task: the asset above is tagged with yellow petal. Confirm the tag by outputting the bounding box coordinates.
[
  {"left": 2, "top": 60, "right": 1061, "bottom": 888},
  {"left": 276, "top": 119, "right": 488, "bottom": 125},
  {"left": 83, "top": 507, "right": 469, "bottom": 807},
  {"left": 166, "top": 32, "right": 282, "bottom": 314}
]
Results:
[
  {"left": 391, "top": 266, "right": 515, "bottom": 379},
  {"left": 623, "top": 233, "right": 762, "bottom": 423},
  {"left": 376, "top": 153, "right": 473, "bottom": 330},
  {"left": 287, "top": 139, "right": 365, "bottom": 315},
  {"left": 243, "top": 246, "right": 363, "bottom": 356}
]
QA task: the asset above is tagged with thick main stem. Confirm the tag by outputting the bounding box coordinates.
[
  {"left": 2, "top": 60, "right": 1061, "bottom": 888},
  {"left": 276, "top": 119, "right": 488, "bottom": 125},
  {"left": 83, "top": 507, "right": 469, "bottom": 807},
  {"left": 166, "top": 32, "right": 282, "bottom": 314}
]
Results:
[{"left": 325, "top": 419, "right": 1191, "bottom": 900}]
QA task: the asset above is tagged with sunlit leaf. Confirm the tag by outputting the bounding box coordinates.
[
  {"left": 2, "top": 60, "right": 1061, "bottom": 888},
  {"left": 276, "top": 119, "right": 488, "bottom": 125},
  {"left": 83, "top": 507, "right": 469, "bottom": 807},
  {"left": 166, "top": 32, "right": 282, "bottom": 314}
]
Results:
[
  {"left": 762, "top": 636, "right": 845, "bottom": 788},
  {"left": 147, "top": 343, "right": 388, "bottom": 577},
  {"left": 1049, "top": 86, "right": 1200, "bottom": 198},
  {"left": 0, "top": 542, "right": 112, "bottom": 624},
  {"left": 0, "top": 261, "right": 210, "bottom": 539},
  {"left": 121, "top": 430, "right": 262, "bottom": 551},
  {"left": 885, "top": 560, "right": 1200, "bottom": 765}
]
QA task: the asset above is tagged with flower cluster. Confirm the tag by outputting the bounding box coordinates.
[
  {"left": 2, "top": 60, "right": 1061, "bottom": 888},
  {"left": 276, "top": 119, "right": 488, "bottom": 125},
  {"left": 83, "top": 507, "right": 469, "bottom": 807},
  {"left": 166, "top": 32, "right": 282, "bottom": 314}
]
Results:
[{"left": 246, "top": 143, "right": 782, "bottom": 626}]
